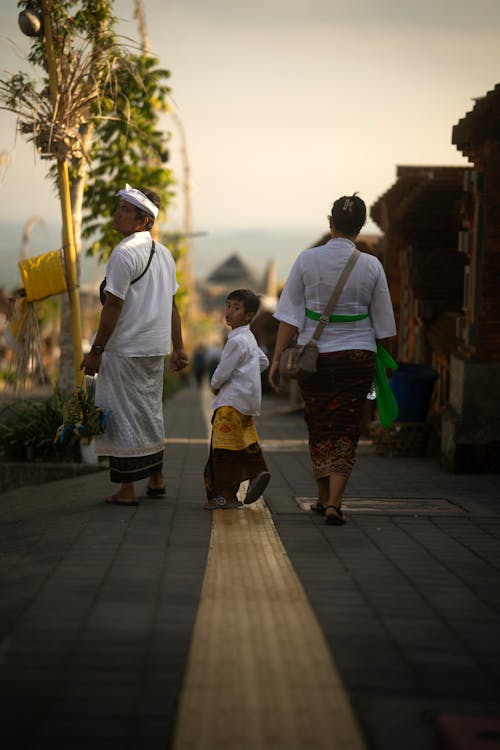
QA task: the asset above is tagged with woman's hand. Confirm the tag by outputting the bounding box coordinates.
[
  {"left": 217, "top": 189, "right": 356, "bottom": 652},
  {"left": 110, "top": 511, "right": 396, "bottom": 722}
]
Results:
[
  {"left": 268, "top": 359, "right": 282, "bottom": 393},
  {"left": 270, "top": 321, "right": 297, "bottom": 393}
]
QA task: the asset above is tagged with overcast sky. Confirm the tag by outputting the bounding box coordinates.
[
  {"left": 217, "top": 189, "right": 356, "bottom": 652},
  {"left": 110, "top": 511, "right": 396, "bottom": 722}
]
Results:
[{"left": 1, "top": 0, "right": 499, "bottom": 243}]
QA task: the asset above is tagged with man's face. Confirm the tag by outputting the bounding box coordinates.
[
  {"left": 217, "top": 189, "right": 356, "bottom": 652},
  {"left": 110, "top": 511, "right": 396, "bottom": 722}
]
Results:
[{"left": 112, "top": 199, "right": 147, "bottom": 236}]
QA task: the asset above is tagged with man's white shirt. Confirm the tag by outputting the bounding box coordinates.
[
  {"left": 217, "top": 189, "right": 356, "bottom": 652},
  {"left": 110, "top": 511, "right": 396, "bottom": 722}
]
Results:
[{"left": 103, "top": 231, "right": 179, "bottom": 356}]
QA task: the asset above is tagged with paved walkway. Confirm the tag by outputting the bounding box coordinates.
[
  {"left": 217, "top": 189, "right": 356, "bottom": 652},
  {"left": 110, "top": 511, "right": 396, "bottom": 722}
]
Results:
[{"left": 1, "top": 382, "right": 500, "bottom": 749}]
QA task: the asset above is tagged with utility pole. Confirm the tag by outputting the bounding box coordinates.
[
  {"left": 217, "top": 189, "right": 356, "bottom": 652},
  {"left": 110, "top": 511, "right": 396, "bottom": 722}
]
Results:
[
  {"left": 133, "top": 0, "right": 151, "bottom": 55},
  {"left": 40, "top": 0, "right": 83, "bottom": 387},
  {"left": 133, "top": 0, "right": 160, "bottom": 245},
  {"left": 168, "top": 106, "right": 194, "bottom": 292},
  {"left": 133, "top": 0, "right": 196, "bottom": 318}
]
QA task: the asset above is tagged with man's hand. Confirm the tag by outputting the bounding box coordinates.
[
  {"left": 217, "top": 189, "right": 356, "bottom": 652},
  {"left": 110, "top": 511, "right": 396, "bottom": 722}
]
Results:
[
  {"left": 80, "top": 351, "right": 102, "bottom": 376},
  {"left": 170, "top": 348, "right": 189, "bottom": 372}
]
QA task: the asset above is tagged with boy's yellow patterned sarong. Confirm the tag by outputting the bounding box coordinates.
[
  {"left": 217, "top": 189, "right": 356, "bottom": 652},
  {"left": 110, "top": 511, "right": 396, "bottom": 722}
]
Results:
[{"left": 211, "top": 406, "right": 260, "bottom": 450}]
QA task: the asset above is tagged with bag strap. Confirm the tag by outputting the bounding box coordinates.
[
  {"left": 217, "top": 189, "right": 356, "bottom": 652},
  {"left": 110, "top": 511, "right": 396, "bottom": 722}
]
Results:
[
  {"left": 99, "top": 241, "right": 156, "bottom": 306},
  {"left": 311, "top": 248, "right": 361, "bottom": 343},
  {"left": 131, "top": 241, "right": 156, "bottom": 285}
]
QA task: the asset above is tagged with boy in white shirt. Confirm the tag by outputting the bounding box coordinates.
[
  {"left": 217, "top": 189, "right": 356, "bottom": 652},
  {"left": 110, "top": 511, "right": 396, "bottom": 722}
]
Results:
[{"left": 203, "top": 289, "right": 271, "bottom": 509}]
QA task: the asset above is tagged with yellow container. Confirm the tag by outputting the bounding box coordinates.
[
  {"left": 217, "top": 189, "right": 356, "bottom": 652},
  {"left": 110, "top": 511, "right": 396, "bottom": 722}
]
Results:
[{"left": 18, "top": 250, "right": 67, "bottom": 301}]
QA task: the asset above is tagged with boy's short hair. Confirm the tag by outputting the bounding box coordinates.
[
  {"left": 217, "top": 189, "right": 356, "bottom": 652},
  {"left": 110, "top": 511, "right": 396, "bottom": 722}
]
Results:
[
  {"left": 331, "top": 193, "right": 366, "bottom": 234},
  {"left": 227, "top": 289, "right": 260, "bottom": 316}
]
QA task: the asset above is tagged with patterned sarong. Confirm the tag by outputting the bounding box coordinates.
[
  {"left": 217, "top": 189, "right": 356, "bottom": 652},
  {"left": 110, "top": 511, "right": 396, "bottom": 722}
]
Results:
[
  {"left": 94, "top": 352, "right": 165, "bottom": 484},
  {"left": 211, "top": 406, "right": 260, "bottom": 450},
  {"left": 299, "top": 350, "right": 376, "bottom": 479},
  {"left": 204, "top": 406, "right": 268, "bottom": 502}
]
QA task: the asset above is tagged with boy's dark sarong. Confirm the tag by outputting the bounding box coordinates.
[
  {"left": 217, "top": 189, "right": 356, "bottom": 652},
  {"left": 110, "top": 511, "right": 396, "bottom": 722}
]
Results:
[
  {"left": 204, "top": 407, "right": 268, "bottom": 502},
  {"left": 299, "top": 349, "right": 376, "bottom": 479},
  {"left": 204, "top": 444, "right": 268, "bottom": 503}
]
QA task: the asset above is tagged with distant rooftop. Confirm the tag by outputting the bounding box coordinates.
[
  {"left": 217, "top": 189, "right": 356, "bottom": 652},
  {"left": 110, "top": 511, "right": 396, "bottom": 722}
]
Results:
[{"left": 205, "top": 253, "right": 258, "bottom": 288}]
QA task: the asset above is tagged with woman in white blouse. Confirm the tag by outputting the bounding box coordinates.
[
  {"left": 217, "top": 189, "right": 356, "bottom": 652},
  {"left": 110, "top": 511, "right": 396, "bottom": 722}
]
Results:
[{"left": 269, "top": 194, "right": 396, "bottom": 525}]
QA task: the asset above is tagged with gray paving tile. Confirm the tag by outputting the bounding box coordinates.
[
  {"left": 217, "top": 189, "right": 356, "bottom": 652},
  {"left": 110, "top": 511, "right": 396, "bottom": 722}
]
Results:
[{"left": 1, "top": 385, "right": 500, "bottom": 749}]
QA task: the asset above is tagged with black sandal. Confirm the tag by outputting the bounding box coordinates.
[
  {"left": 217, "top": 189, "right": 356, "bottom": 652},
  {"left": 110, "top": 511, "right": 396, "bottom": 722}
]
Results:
[
  {"left": 324, "top": 505, "right": 346, "bottom": 526},
  {"left": 310, "top": 501, "right": 325, "bottom": 515},
  {"left": 146, "top": 486, "right": 166, "bottom": 498}
]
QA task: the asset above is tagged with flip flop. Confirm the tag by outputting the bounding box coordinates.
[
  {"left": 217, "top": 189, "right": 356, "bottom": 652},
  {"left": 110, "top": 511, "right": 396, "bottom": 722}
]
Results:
[
  {"left": 203, "top": 497, "right": 243, "bottom": 510},
  {"left": 105, "top": 495, "right": 139, "bottom": 506},
  {"left": 146, "top": 486, "right": 166, "bottom": 498},
  {"left": 244, "top": 471, "right": 271, "bottom": 505},
  {"left": 310, "top": 501, "right": 326, "bottom": 515},
  {"left": 221, "top": 500, "right": 244, "bottom": 509}
]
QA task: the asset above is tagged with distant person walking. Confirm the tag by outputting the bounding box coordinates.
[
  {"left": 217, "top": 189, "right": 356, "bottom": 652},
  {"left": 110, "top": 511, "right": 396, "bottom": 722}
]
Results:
[
  {"left": 269, "top": 194, "right": 396, "bottom": 525},
  {"left": 204, "top": 289, "right": 271, "bottom": 509},
  {"left": 81, "top": 184, "right": 188, "bottom": 506},
  {"left": 206, "top": 343, "right": 222, "bottom": 381},
  {"left": 192, "top": 344, "right": 207, "bottom": 387}
]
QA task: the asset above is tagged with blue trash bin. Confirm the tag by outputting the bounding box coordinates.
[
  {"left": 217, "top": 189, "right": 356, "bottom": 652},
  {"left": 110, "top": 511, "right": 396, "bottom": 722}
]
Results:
[{"left": 389, "top": 363, "right": 439, "bottom": 422}]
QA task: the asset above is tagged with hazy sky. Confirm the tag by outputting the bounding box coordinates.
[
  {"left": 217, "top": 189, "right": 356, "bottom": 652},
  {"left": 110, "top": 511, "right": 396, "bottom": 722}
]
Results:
[{"left": 1, "top": 0, "right": 500, "bottom": 240}]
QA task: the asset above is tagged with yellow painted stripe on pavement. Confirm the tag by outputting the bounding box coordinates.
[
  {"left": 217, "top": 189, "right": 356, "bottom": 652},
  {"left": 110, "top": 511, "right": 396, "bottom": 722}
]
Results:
[{"left": 172, "top": 498, "right": 367, "bottom": 750}]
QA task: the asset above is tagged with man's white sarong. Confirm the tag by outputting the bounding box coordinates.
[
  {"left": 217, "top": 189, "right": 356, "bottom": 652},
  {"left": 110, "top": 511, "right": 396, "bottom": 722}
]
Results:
[{"left": 95, "top": 353, "right": 165, "bottom": 458}]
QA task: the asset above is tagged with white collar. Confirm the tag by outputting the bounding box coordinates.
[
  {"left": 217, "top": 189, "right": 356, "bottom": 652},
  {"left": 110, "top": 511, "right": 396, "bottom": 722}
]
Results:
[{"left": 227, "top": 324, "right": 250, "bottom": 338}]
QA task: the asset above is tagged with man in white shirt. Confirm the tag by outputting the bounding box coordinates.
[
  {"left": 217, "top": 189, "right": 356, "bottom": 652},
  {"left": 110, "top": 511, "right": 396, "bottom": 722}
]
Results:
[
  {"left": 203, "top": 289, "right": 271, "bottom": 509},
  {"left": 81, "top": 184, "right": 188, "bottom": 506}
]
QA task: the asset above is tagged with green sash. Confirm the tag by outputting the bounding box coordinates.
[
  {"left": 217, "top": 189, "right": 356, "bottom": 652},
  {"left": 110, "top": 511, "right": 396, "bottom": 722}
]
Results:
[
  {"left": 304, "top": 308, "right": 398, "bottom": 428},
  {"left": 305, "top": 308, "right": 369, "bottom": 323}
]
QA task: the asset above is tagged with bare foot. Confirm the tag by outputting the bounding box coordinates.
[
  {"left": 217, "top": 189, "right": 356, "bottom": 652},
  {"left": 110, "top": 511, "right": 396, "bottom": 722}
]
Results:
[{"left": 146, "top": 471, "right": 165, "bottom": 496}]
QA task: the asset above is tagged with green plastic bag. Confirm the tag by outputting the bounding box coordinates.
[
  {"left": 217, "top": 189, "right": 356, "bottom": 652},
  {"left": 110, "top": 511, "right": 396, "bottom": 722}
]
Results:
[{"left": 374, "top": 344, "right": 399, "bottom": 428}]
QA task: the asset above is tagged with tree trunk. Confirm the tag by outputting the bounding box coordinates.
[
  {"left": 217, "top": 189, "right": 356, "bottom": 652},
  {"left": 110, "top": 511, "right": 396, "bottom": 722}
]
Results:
[{"left": 58, "top": 123, "right": 94, "bottom": 397}]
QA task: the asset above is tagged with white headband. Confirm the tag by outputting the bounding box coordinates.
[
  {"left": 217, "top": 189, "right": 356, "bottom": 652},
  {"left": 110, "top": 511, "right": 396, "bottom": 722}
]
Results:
[{"left": 117, "top": 184, "right": 159, "bottom": 219}]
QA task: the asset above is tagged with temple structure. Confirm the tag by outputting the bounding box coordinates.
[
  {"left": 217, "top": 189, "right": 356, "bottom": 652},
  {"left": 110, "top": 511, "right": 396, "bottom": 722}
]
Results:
[{"left": 370, "top": 83, "right": 500, "bottom": 470}]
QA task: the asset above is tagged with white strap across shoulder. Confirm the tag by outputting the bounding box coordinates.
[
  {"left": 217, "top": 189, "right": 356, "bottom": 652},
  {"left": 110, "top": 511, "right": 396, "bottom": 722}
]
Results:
[{"left": 311, "top": 249, "right": 361, "bottom": 343}]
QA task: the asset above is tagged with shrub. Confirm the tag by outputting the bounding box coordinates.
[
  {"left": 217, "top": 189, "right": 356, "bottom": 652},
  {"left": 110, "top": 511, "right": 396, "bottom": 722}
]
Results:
[{"left": 0, "top": 389, "right": 80, "bottom": 462}]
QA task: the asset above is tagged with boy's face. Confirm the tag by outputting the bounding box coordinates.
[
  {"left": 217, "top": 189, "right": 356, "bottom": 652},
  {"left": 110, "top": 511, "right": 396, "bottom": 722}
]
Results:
[{"left": 225, "top": 298, "right": 253, "bottom": 330}]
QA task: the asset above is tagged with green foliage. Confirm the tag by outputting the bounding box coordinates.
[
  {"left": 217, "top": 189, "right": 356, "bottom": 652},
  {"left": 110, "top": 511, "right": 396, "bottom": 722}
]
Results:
[
  {"left": 161, "top": 231, "right": 189, "bottom": 313},
  {"left": 7, "top": 1, "right": 177, "bottom": 266},
  {"left": 18, "top": 0, "right": 116, "bottom": 67},
  {"left": 0, "top": 370, "right": 17, "bottom": 385},
  {"left": 7, "top": 1, "right": 120, "bottom": 162},
  {"left": 83, "top": 52, "right": 175, "bottom": 262},
  {"left": 0, "top": 388, "right": 80, "bottom": 462}
]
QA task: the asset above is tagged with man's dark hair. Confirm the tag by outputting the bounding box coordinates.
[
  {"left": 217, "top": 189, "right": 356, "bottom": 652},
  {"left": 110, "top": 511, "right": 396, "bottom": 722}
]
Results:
[
  {"left": 331, "top": 193, "right": 366, "bottom": 235},
  {"left": 134, "top": 187, "right": 161, "bottom": 230},
  {"left": 227, "top": 289, "right": 260, "bottom": 316}
]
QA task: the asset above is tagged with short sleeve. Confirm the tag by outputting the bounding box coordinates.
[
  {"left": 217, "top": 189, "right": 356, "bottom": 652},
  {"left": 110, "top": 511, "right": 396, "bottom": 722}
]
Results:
[
  {"left": 369, "top": 262, "right": 397, "bottom": 339},
  {"left": 104, "top": 249, "right": 136, "bottom": 300},
  {"left": 274, "top": 254, "right": 306, "bottom": 328}
]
